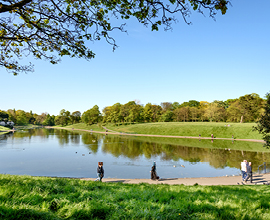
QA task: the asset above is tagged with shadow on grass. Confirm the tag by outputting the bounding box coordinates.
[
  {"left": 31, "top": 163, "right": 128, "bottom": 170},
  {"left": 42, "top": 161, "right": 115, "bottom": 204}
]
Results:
[{"left": 0, "top": 206, "right": 59, "bottom": 220}]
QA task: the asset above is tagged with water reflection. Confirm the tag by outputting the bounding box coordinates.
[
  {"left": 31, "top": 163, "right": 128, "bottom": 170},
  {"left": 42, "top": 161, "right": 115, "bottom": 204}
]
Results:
[{"left": 0, "top": 128, "right": 269, "bottom": 178}]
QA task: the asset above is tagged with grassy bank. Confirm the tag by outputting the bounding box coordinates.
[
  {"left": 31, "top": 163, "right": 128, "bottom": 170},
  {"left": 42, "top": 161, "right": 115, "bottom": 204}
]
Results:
[
  {"left": 1, "top": 174, "right": 270, "bottom": 220},
  {"left": 0, "top": 126, "right": 10, "bottom": 135},
  {"left": 113, "top": 135, "right": 267, "bottom": 152},
  {"left": 56, "top": 123, "right": 105, "bottom": 132},
  {"left": 105, "top": 122, "right": 262, "bottom": 140},
  {"left": 14, "top": 125, "right": 43, "bottom": 130}
]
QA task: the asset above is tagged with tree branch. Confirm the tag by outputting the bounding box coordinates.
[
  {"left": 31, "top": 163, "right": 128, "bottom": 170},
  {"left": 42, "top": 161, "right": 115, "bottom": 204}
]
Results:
[{"left": 0, "top": 0, "right": 32, "bottom": 13}]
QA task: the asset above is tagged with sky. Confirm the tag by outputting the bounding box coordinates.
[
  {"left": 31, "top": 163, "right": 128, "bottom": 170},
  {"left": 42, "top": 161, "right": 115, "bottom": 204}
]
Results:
[{"left": 1, "top": 0, "right": 270, "bottom": 116}]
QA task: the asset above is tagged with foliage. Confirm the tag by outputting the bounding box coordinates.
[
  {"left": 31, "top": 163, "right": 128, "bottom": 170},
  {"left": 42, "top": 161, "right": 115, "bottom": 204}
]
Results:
[
  {"left": 42, "top": 114, "right": 55, "bottom": 126},
  {"left": 0, "top": 93, "right": 266, "bottom": 127},
  {"left": 1, "top": 0, "right": 230, "bottom": 75},
  {"left": 55, "top": 109, "right": 70, "bottom": 126},
  {"left": 82, "top": 105, "right": 102, "bottom": 125},
  {"left": 0, "top": 110, "right": 9, "bottom": 121},
  {"left": 254, "top": 93, "right": 270, "bottom": 148},
  {"left": 16, "top": 110, "right": 28, "bottom": 125},
  {"left": 70, "top": 111, "right": 81, "bottom": 124},
  {"left": 1, "top": 174, "right": 270, "bottom": 220}
]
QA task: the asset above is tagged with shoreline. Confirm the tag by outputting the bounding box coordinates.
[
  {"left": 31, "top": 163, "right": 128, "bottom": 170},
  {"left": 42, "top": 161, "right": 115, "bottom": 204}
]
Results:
[
  {"left": 80, "top": 173, "right": 270, "bottom": 185},
  {"left": 47, "top": 126, "right": 265, "bottom": 143}
]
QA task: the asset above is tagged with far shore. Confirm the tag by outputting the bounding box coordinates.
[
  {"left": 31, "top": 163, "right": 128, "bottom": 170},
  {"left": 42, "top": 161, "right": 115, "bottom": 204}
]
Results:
[{"left": 46, "top": 126, "right": 265, "bottom": 143}]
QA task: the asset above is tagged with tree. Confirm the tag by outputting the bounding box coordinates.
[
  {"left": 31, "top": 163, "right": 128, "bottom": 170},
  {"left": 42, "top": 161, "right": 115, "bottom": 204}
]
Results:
[
  {"left": 126, "top": 104, "right": 143, "bottom": 123},
  {"left": 26, "top": 110, "right": 36, "bottom": 124},
  {"left": 173, "top": 106, "right": 189, "bottom": 122},
  {"left": 82, "top": 105, "right": 102, "bottom": 125},
  {"left": 42, "top": 114, "right": 55, "bottom": 126},
  {"left": 71, "top": 111, "right": 81, "bottom": 124},
  {"left": 103, "top": 103, "right": 122, "bottom": 124},
  {"left": 120, "top": 101, "right": 136, "bottom": 123},
  {"left": 190, "top": 107, "right": 199, "bottom": 122},
  {"left": 151, "top": 105, "right": 162, "bottom": 122},
  {"left": 55, "top": 109, "right": 70, "bottom": 126},
  {"left": 0, "top": 110, "right": 9, "bottom": 121},
  {"left": 171, "top": 102, "right": 180, "bottom": 110},
  {"left": 6, "top": 109, "right": 17, "bottom": 124},
  {"left": 204, "top": 102, "right": 219, "bottom": 122},
  {"left": 143, "top": 103, "right": 153, "bottom": 122},
  {"left": 16, "top": 110, "right": 27, "bottom": 125},
  {"left": 254, "top": 93, "right": 270, "bottom": 148},
  {"left": 160, "top": 102, "right": 172, "bottom": 112},
  {"left": 161, "top": 110, "right": 173, "bottom": 122},
  {"left": 1, "top": 0, "right": 230, "bottom": 75},
  {"left": 238, "top": 93, "right": 264, "bottom": 122},
  {"left": 35, "top": 112, "right": 48, "bottom": 125}
]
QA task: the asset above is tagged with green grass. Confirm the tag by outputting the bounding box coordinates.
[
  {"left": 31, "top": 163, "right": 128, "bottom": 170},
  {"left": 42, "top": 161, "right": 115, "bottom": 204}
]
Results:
[
  {"left": 56, "top": 123, "right": 105, "bottom": 132},
  {"left": 0, "top": 126, "right": 10, "bottom": 135},
  {"left": 105, "top": 122, "right": 263, "bottom": 140},
  {"left": 14, "top": 124, "right": 42, "bottom": 130},
  {"left": 1, "top": 174, "right": 270, "bottom": 220}
]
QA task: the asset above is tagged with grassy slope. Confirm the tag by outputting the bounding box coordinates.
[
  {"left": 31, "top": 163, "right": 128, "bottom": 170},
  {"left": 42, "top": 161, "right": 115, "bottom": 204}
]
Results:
[
  {"left": 56, "top": 123, "right": 105, "bottom": 132},
  {"left": 0, "top": 126, "right": 10, "bottom": 135},
  {"left": 0, "top": 174, "right": 270, "bottom": 220},
  {"left": 105, "top": 122, "right": 263, "bottom": 140}
]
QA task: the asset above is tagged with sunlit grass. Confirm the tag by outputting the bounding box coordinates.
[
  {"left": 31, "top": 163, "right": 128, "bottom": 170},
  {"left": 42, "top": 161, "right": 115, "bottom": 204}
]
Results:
[
  {"left": 105, "top": 122, "right": 263, "bottom": 140},
  {"left": 1, "top": 174, "right": 270, "bottom": 219},
  {"left": 57, "top": 123, "right": 105, "bottom": 132},
  {"left": 0, "top": 126, "right": 10, "bottom": 135}
]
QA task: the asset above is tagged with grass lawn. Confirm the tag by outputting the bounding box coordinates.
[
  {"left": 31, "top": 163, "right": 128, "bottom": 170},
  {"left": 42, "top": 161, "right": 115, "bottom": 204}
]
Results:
[
  {"left": 105, "top": 122, "right": 263, "bottom": 140},
  {"left": 0, "top": 174, "right": 270, "bottom": 220},
  {"left": 0, "top": 126, "right": 10, "bottom": 135},
  {"left": 56, "top": 123, "right": 105, "bottom": 132},
  {"left": 14, "top": 125, "right": 42, "bottom": 129}
]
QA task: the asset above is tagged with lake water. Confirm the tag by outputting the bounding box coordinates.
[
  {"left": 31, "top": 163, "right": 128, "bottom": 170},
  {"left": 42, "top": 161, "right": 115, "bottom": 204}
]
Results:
[{"left": 0, "top": 128, "right": 269, "bottom": 179}]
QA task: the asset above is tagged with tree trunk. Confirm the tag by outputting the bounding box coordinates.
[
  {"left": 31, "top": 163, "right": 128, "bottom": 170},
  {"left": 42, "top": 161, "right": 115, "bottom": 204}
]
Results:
[{"left": 240, "top": 115, "right": 244, "bottom": 123}]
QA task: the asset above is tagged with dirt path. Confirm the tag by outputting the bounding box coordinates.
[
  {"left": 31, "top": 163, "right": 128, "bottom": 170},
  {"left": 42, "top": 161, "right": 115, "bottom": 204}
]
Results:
[
  {"left": 81, "top": 173, "right": 270, "bottom": 186},
  {"left": 48, "top": 126, "right": 265, "bottom": 143}
]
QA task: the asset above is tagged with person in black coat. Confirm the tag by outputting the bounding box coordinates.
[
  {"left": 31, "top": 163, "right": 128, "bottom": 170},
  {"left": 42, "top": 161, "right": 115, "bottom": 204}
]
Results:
[
  {"left": 151, "top": 161, "right": 159, "bottom": 180},
  {"left": 245, "top": 162, "right": 252, "bottom": 183},
  {"left": 95, "top": 162, "right": 104, "bottom": 182}
]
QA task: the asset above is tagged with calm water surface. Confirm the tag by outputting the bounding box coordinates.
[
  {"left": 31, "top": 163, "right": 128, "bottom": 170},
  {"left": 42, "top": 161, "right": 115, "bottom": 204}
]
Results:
[{"left": 0, "top": 129, "right": 269, "bottom": 179}]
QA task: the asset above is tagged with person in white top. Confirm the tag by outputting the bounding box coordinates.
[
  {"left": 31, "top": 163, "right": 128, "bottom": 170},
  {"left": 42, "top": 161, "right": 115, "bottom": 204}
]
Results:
[{"left": 241, "top": 160, "right": 248, "bottom": 182}]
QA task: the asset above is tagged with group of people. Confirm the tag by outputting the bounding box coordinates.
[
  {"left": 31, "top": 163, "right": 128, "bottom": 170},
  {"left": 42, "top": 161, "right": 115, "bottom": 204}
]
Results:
[
  {"left": 241, "top": 160, "right": 252, "bottom": 183},
  {"left": 95, "top": 160, "right": 253, "bottom": 183},
  {"left": 94, "top": 161, "right": 160, "bottom": 182}
]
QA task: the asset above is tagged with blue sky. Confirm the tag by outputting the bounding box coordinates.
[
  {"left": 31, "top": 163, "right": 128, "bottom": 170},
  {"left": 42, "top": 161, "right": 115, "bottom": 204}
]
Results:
[{"left": 1, "top": 0, "right": 270, "bottom": 116}]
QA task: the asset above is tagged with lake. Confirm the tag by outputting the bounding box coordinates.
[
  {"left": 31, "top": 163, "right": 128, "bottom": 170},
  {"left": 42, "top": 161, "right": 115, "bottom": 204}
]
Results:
[{"left": 0, "top": 128, "right": 269, "bottom": 179}]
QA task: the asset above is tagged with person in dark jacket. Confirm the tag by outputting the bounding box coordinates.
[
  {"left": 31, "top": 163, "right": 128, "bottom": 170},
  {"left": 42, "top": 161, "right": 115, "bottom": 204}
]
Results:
[
  {"left": 95, "top": 162, "right": 104, "bottom": 182},
  {"left": 245, "top": 162, "right": 252, "bottom": 183},
  {"left": 151, "top": 161, "right": 159, "bottom": 180}
]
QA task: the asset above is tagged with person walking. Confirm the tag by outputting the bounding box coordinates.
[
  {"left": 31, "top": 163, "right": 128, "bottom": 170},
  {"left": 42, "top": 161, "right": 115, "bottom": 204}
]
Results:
[
  {"left": 241, "top": 160, "right": 248, "bottom": 182},
  {"left": 245, "top": 162, "right": 252, "bottom": 183},
  {"left": 95, "top": 162, "right": 104, "bottom": 182}
]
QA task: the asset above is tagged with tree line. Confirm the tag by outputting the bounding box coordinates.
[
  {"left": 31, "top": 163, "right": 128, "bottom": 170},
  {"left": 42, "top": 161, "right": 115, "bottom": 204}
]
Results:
[{"left": 0, "top": 93, "right": 267, "bottom": 127}]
